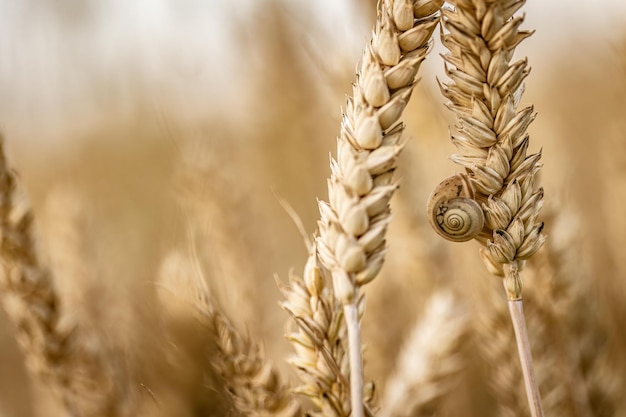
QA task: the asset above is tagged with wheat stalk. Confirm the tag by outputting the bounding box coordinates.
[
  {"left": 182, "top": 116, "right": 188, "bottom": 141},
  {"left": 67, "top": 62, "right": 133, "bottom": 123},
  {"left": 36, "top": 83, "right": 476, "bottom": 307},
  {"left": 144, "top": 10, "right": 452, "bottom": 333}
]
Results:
[
  {"left": 380, "top": 289, "right": 469, "bottom": 417},
  {"left": 433, "top": 1, "right": 546, "bottom": 415},
  {"left": 313, "top": 1, "right": 444, "bottom": 415}
]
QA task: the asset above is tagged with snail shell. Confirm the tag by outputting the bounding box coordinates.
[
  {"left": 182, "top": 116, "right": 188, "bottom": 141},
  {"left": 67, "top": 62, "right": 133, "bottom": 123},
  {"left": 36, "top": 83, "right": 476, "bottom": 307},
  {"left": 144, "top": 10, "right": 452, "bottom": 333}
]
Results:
[{"left": 427, "top": 174, "right": 485, "bottom": 242}]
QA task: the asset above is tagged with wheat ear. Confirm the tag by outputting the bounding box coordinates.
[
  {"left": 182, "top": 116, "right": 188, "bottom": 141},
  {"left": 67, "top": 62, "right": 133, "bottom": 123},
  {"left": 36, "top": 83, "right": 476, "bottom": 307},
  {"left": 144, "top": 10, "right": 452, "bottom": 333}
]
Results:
[
  {"left": 315, "top": 1, "right": 443, "bottom": 415},
  {"left": 0, "top": 135, "right": 126, "bottom": 416},
  {"left": 380, "top": 289, "right": 469, "bottom": 417},
  {"left": 433, "top": 1, "right": 545, "bottom": 415},
  {"left": 159, "top": 248, "right": 301, "bottom": 417}
]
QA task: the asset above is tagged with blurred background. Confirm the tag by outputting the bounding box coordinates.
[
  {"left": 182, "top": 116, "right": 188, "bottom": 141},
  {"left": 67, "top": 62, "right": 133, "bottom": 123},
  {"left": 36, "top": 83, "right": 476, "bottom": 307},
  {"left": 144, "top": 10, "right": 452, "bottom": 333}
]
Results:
[{"left": 1, "top": 0, "right": 626, "bottom": 416}]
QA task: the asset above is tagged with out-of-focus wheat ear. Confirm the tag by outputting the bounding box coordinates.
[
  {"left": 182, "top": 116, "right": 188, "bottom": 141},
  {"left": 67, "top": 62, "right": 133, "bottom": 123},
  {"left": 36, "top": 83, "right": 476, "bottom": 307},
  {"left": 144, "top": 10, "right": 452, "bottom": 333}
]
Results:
[
  {"left": 572, "top": 295, "right": 625, "bottom": 414},
  {"left": 543, "top": 209, "right": 626, "bottom": 417},
  {"left": 315, "top": 0, "right": 445, "bottom": 415},
  {"left": 522, "top": 209, "right": 594, "bottom": 417},
  {"left": 159, "top": 247, "right": 301, "bottom": 417},
  {"left": 380, "top": 289, "right": 469, "bottom": 417},
  {"left": 40, "top": 185, "right": 137, "bottom": 416},
  {"left": 572, "top": 297, "right": 626, "bottom": 417},
  {"left": 0, "top": 135, "right": 128, "bottom": 416}
]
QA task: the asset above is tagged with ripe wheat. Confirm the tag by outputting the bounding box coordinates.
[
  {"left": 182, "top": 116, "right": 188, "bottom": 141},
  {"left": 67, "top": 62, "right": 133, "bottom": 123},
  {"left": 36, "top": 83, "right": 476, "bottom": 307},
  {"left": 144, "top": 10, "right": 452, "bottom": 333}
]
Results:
[{"left": 0, "top": 2, "right": 623, "bottom": 417}]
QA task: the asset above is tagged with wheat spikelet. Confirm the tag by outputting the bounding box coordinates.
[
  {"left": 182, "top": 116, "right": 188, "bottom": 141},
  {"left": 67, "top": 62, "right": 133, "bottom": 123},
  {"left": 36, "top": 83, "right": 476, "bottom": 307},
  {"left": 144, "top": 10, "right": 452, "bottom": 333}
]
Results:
[
  {"left": 313, "top": 0, "right": 443, "bottom": 414},
  {"left": 380, "top": 289, "right": 469, "bottom": 417},
  {"left": 0, "top": 136, "right": 131, "bottom": 416},
  {"left": 158, "top": 248, "right": 301, "bottom": 417},
  {"left": 279, "top": 250, "right": 371, "bottom": 416}
]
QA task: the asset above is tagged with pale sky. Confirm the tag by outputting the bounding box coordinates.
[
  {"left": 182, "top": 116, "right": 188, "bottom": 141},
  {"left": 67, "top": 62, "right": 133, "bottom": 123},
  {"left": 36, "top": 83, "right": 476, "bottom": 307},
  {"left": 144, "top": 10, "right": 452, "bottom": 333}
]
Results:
[{"left": 0, "top": 0, "right": 624, "bottom": 143}]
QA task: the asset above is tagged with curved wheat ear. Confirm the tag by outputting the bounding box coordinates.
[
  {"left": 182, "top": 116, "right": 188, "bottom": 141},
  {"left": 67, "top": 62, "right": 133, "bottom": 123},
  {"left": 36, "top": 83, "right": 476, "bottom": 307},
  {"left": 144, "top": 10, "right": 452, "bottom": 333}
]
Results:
[
  {"left": 159, "top": 249, "right": 301, "bottom": 417},
  {"left": 0, "top": 136, "right": 127, "bottom": 416},
  {"left": 380, "top": 289, "right": 469, "bottom": 417},
  {"left": 436, "top": 1, "right": 545, "bottom": 416},
  {"left": 314, "top": 1, "right": 444, "bottom": 415},
  {"left": 438, "top": 0, "right": 544, "bottom": 286}
]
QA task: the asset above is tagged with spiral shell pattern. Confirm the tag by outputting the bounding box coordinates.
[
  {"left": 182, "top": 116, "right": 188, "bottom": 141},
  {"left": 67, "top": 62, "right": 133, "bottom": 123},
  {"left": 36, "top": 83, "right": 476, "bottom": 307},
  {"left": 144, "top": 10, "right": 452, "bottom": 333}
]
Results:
[{"left": 427, "top": 174, "right": 485, "bottom": 242}]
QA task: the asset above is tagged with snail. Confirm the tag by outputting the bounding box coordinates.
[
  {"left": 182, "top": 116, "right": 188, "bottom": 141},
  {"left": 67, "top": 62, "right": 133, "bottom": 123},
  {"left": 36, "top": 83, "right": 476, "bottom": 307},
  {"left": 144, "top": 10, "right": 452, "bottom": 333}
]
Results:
[{"left": 427, "top": 173, "right": 485, "bottom": 242}]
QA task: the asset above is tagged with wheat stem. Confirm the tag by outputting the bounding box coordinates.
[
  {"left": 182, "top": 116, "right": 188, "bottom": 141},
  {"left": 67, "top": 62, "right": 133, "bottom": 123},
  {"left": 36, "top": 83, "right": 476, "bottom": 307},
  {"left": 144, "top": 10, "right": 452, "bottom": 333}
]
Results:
[
  {"left": 343, "top": 302, "right": 364, "bottom": 417},
  {"left": 507, "top": 298, "right": 544, "bottom": 417},
  {"left": 504, "top": 261, "right": 544, "bottom": 417}
]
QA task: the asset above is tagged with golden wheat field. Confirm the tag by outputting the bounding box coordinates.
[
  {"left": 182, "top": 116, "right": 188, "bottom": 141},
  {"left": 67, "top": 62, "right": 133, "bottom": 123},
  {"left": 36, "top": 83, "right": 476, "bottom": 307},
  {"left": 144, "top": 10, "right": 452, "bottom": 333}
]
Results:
[{"left": 1, "top": 1, "right": 626, "bottom": 416}]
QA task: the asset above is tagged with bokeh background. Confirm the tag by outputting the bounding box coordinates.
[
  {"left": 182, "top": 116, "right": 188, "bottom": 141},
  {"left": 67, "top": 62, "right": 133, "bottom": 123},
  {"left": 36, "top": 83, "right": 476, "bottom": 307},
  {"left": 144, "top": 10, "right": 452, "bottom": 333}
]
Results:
[{"left": 1, "top": 0, "right": 626, "bottom": 416}]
